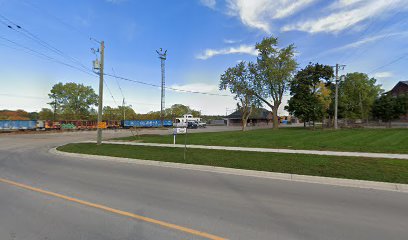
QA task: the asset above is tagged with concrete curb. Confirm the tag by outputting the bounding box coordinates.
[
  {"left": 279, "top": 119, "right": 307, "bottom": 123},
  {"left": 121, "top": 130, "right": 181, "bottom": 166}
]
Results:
[
  {"left": 91, "top": 141, "right": 408, "bottom": 160},
  {"left": 50, "top": 147, "right": 408, "bottom": 194}
]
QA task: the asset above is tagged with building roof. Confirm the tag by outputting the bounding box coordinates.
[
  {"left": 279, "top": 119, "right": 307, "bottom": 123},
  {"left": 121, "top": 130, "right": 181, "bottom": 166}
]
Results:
[
  {"left": 227, "top": 108, "right": 272, "bottom": 120},
  {"left": 390, "top": 81, "right": 408, "bottom": 94}
]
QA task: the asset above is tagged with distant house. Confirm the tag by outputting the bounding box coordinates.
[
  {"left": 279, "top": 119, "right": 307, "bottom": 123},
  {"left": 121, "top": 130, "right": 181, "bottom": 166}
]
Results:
[
  {"left": 389, "top": 81, "right": 408, "bottom": 97},
  {"left": 225, "top": 108, "right": 272, "bottom": 126},
  {"left": 388, "top": 81, "right": 408, "bottom": 121}
]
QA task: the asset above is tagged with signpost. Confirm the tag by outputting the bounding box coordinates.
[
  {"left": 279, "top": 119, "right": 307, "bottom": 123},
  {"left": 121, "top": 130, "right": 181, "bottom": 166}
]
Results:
[
  {"left": 173, "top": 127, "right": 186, "bottom": 144},
  {"left": 173, "top": 127, "right": 188, "bottom": 160}
]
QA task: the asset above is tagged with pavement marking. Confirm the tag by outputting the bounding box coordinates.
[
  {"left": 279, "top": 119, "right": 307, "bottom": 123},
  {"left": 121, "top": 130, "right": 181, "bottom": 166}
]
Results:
[{"left": 0, "top": 177, "right": 227, "bottom": 240}]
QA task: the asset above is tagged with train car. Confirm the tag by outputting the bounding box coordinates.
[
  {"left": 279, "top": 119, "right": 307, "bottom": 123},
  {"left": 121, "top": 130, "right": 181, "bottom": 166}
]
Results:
[
  {"left": 105, "top": 120, "right": 121, "bottom": 129},
  {"left": 0, "top": 120, "right": 37, "bottom": 130},
  {"left": 121, "top": 119, "right": 173, "bottom": 128}
]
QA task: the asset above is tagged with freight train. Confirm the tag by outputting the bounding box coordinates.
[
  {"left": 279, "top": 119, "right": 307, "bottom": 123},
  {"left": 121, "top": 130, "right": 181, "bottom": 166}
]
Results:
[{"left": 0, "top": 119, "right": 173, "bottom": 131}]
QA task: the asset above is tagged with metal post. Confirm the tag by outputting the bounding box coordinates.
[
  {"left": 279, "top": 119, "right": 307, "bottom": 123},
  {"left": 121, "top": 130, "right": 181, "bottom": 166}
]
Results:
[
  {"left": 156, "top": 48, "right": 167, "bottom": 126},
  {"left": 122, "top": 98, "right": 125, "bottom": 121},
  {"left": 97, "top": 41, "right": 104, "bottom": 145},
  {"left": 334, "top": 63, "right": 339, "bottom": 130}
]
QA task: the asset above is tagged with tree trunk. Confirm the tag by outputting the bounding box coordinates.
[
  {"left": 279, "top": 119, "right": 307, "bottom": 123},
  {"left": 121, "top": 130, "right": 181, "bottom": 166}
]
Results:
[
  {"left": 241, "top": 116, "right": 246, "bottom": 131},
  {"left": 272, "top": 106, "right": 279, "bottom": 129},
  {"left": 322, "top": 117, "right": 325, "bottom": 129}
]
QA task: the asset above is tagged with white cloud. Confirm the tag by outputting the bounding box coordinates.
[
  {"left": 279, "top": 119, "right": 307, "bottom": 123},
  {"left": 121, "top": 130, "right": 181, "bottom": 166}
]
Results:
[
  {"left": 226, "top": 0, "right": 317, "bottom": 33},
  {"left": 196, "top": 44, "right": 258, "bottom": 60},
  {"left": 200, "top": 0, "right": 216, "bottom": 9},
  {"left": 319, "top": 31, "right": 408, "bottom": 57},
  {"left": 170, "top": 83, "right": 220, "bottom": 93},
  {"left": 373, "top": 72, "right": 393, "bottom": 78},
  {"left": 282, "top": 0, "right": 407, "bottom": 33},
  {"left": 224, "top": 39, "right": 241, "bottom": 44}
]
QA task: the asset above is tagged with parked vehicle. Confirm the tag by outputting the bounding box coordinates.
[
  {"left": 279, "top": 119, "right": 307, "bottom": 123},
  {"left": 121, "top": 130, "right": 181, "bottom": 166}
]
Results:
[
  {"left": 174, "top": 114, "right": 202, "bottom": 127},
  {"left": 197, "top": 121, "right": 207, "bottom": 128},
  {"left": 187, "top": 121, "right": 198, "bottom": 129}
]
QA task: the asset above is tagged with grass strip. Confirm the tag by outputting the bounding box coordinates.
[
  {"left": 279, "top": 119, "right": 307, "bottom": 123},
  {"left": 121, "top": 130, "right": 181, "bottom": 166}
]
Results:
[
  {"left": 114, "top": 128, "right": 408, "bottom": 154},
  {"left": 58, "top": 143, "right": 408, "bottom": 184}
]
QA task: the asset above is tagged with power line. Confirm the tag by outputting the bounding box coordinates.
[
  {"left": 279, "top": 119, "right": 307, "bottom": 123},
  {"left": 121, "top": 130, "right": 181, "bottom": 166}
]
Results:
[
  {"left": 112, "top": 68, "right": 125, "bottom": 99},
  {"left": 104, "top": 73, "right": 231, "bottom": 97},
  {"left": 104, "top": 80, "right": 119, "bottom": 107},
  {"left": 0, "top": 13, "right": 91, "bottom": 72},
  {"left": 369, "top": 54, "right": 407, "bottom": 74},
  {"left": 0, "top": 35, "right": 96, "bottom": 76},
  {"left": 339, "top": 3, "right": 404, "bottom": 64},
  {"left": 20, "top": 0, "right": 91, "bottom": 40}
]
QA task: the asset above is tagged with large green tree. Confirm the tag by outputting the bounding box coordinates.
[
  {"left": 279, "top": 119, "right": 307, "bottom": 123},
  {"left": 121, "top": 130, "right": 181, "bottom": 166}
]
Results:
[
  {"left": 103, "top": 105, "right": 137, "bottom": 121},
  {"left": 372, "top": 94, "right": 408, "bottom": 127},
  {"left": 253, "top": 36, "right": 298, "bottom": 129},
  {"left": 48, "top": 82, "right": 98, "bottom": 120},
  {"left": 38, "top": 108, "right": 54, "bottom": 120},
  {"left": 339, "top": 73, "right": 382, "bottom": 122},
  {"left": 285, "top": 63, "right": 333, "bottom": 127},
  {"left": 220, "top": 61, "right": 259, "bottom": 131},
  {"left": 165, "top": 104, "right": 200, "bottom": 118}
]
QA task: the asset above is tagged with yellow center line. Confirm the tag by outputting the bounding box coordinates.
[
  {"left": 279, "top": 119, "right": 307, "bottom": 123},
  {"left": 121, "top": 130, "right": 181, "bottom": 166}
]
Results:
[{"left": 0, "top": 177, "right": 227, "bottom": 240}]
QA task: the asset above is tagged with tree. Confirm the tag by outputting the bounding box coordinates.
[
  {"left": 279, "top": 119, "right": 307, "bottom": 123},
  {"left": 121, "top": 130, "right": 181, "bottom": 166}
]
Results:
[
  {"left": 316, "top": 82, "right": 332, "bottom": 126},
  {"left": 372, "top": 94, "right": 408, "bottom": 127},
  {"left": 38, "top": 108, "right": 54, "bottom": 120},
  {"left": 253, "top": 36, "right": 298, "bottom": 129},
  {"left": 48, "top": 82, "right": 98, "bottom": 120},
  {"left": 165, "top": 104, "right": 199, "bottom": 118},
  {"left": 220, "top": 61, "right": 259, "bottom": 131},
  {"left": 285, "top": 63, "right": 333, "bottom": 127},
  {"left": 339, "top": 73, "right": 382, "bottom": 122},
  {"left": 103, "top": 105, "right": 137, "bottom": 121}
]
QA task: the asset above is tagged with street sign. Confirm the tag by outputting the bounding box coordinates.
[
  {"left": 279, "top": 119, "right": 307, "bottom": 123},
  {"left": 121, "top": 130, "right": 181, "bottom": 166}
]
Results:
[{"left": 174, "top": 127, "right": 186, "bottom": 134}]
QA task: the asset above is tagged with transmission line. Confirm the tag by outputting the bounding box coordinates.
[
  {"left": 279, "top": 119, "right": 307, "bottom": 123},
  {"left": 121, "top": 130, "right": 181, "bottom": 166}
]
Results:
[
  {"left": 104, "top": 80, "right": 119, "bottom": 107},
  {"left": 104, "top": 73, "right": 230, "bottom": 97},
  {"left": 0, "top": 13, "right": 91, "bottom": 72},
  {"left": 368, "top": 54, "right": 407, "bottom": 74},
  {"left": 0, "top": 35, "right": 95, "bottom": 76}
]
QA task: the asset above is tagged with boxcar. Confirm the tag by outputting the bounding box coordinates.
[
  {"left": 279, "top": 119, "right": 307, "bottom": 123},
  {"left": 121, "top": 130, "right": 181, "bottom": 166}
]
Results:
[
  {"left": 0, "top": 120, "right": 37, "bottom": 130},
  {"left": 121, "top": 120, "right": 172, "bottom": 128}
]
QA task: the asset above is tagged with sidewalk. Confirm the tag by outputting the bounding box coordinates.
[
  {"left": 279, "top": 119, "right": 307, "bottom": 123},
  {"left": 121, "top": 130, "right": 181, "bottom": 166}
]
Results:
[{"left": 99, "top": 141, "right": 408, "bottom": 159}]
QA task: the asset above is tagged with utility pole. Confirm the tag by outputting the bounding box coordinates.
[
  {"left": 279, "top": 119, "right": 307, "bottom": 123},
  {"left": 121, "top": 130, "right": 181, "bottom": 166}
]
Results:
[
  {"left": 96, "top": 41, "right": 104, "bottom": 145},
  {"left": 122, "top": 98, "right": 126, "bottom": 121},
  {"left": 156, "top": 48, "right": 167, "bottom": 126},
  {"left": 334, "top": 63, "right": 345, "bottom": 130},
  {"left": 52, "top": 93, "right": 57, "bottom": 122}
]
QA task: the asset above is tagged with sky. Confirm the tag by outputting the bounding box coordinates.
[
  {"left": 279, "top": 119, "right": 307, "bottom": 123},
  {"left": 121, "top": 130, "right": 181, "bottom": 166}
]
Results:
[{"left": 0, "top": 0, "right": 407, "bottom": 115}]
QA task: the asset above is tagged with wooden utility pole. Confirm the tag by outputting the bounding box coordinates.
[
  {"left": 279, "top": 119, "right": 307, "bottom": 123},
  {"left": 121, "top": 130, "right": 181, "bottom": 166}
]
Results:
[
  {"left": 334, "top": 63, "right": 345, "bottom": 130},
  {"left": 97, "top": 41, "right": 104, "bottom": 145},
  {"left": 334, "top": 64, "right": 339, "bottom": 130}
]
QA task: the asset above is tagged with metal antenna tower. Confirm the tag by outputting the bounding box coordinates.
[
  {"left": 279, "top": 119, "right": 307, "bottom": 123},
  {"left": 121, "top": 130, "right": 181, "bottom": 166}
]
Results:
[{"left": 156, "top": 48, "right": 167, "bottom": 125}]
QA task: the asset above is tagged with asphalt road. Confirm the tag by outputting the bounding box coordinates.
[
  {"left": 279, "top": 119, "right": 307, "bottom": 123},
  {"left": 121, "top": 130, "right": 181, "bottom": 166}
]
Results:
[{"left": 0, "top": 128, "right": 407, "bottom": 240}]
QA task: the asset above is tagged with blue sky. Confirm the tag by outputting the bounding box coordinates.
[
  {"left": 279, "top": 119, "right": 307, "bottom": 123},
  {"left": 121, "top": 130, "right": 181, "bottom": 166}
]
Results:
[{"left": 0, "top": 0, "right": 407, "bottom": 115}]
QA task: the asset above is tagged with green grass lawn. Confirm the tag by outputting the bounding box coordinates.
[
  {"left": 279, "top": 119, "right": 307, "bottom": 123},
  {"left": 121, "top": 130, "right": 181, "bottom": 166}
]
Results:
[
  {"left": 58, "top": 143, "right": 408, "bottom": 184},
  {"left": 115, "top": 128, "right": 408, "bottom": 154}
]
